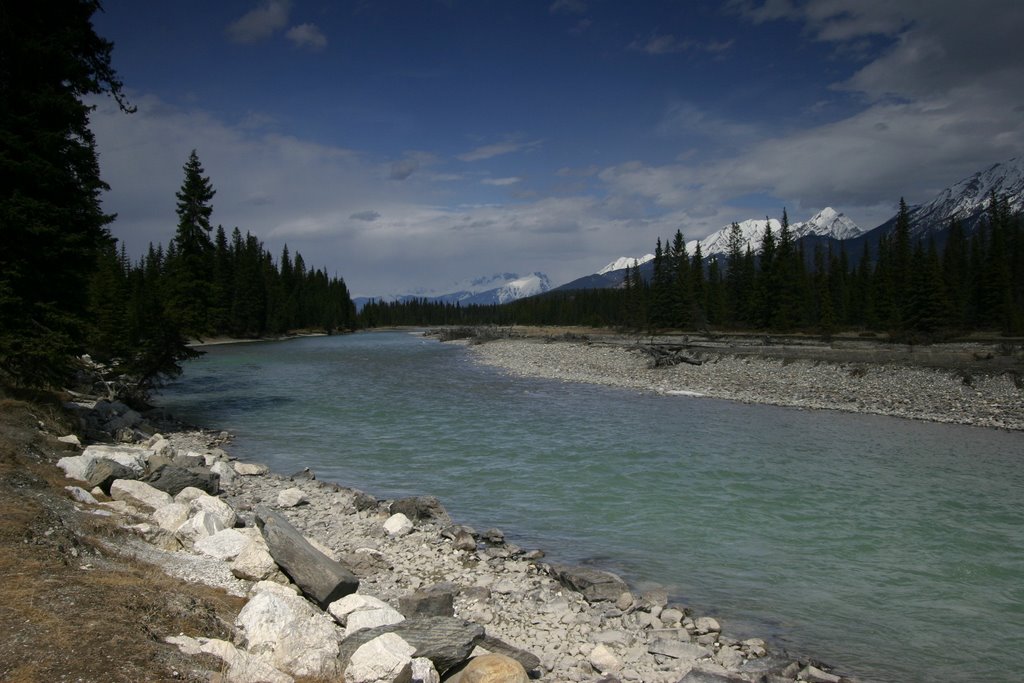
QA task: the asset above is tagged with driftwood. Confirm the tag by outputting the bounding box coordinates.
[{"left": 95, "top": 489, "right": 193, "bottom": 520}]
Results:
[{"left": 630, "top": 344, "right": 703, "bottom": 368}]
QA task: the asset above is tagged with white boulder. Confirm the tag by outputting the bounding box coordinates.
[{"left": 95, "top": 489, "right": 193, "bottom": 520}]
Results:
[
  {"left": 235, "top": 582, "right": 342, "bottom": 679},
  {"left": 152, "top": 502, "right": 190, "bottom": 532},
  {"left": 344, "top": 633, "right": 415, "bottom": 683},
  {"left": 231, "top": 542, "right": 279, "bottom": 582},
  {"left": 383, "top": 513, "right": 413, "bottom": 536},
  {"left": 194, "top": 528, "right": 253, "bottom": 561},
  {"left": 277, "top": 487, "right": 307, "bottom": 508},
  {"left": 109, "top": 479, "right": 173, "bottom": 510},
  {"left": 234, "top": 462, "right": 270, "bottom": 476},
  {"left": 173, "top": 486, "right": 209, "bottom": 504},
  {"left": 188, "top": 494, "right": 237, "bottom": 528},
  {"left": 177, "top": 510, "right": 227, "bottom": 542},
  {"left": 211, "top": 460, "right": 236, "bottom": 484}
]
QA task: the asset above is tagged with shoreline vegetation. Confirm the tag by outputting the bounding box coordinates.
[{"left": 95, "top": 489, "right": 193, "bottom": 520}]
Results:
[
  {"left": 438, "top": 326, "right": 1024, "bottom": 431},
  {"left": 0, "top": 337, "right": 880, "bottom": 683}
]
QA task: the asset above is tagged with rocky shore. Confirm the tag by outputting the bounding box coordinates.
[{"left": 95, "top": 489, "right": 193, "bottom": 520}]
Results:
[
  {"left": 463, "top": 335, "right": 1024, "bottom": 431},
  {"left": 42, "top": 395, "right": 857, "bottom": 683}
]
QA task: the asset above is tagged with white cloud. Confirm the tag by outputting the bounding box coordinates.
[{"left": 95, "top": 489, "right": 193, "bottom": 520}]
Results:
[
  {"left": 226, "top": 0, "right": 290, "bottom": 44},
  {"left": 285, "top": 23, "right": 327, "bottom": 50},
  {"left": 482, "top": 177, "right": 523, "bottom": 186},
  {"left": 457, "top": 139, "right": 542, "bottom": 162}
]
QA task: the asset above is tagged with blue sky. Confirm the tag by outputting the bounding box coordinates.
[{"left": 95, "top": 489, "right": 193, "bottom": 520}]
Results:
[{"left": 88, "top": 1, "right": 1024, "bottom": 296}]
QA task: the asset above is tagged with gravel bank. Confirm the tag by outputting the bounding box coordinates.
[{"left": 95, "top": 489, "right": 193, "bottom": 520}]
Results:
[{"left": 466, "top": 338, "right": 1024, "bottom": 430}]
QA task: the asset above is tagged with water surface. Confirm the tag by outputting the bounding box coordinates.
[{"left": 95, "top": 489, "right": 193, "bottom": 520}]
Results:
[{"left": 159, "top": 332, "right": 1024, "bottom": 682}]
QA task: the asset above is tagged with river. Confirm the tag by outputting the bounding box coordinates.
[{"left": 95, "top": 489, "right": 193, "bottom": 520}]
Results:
[{"left": 157, "top": 331, "right": 1024, "bottom": 682}]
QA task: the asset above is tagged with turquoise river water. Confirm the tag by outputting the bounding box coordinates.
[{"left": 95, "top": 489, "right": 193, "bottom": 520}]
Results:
[{"left": 157, "top": 331, "right": 1024, "bottom": 683}]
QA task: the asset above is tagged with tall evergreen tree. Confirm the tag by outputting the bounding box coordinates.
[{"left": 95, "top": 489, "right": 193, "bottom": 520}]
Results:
[
  {"left": 166, "top": 150, "right": 216, "bottom": 336},
  {"left": 0, "top": 0, "right": 132, "bottom": 385}
]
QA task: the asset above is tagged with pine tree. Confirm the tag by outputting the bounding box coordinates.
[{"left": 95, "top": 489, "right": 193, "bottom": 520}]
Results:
[
  {"left": 892, "top": 197, "right": 913, "bottom": 328},
  {"left": 773, "top": 208, "right": 799, "bottom": 330},
  {"left": 166, "top": 150, "right": 217, "bottom": 337},
  {"left": 0, "top": 0, "right": 132, "bottom": 385},
  {"left": 756, "top": 218, "right": 777, "bottom": 328},
  {"left": 669, "top": 230, "right": 692, "bottom": 327}
]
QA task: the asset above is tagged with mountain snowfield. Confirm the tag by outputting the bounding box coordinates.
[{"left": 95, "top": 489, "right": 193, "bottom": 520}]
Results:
[
  {"left": 488, "top": 273, "right": 552, "bottom": 304},
  {"left": 353, "top": 271, "right": 552, "bottom": 310},
  {"left": 683, "top": 207, "right": 863, "bottom": 261},
  {"left": 597, "top": 254, "right": 654, "bottom": 274},
  {"left": 905, "top": 157, "right": 1024, "bottom": 237}
]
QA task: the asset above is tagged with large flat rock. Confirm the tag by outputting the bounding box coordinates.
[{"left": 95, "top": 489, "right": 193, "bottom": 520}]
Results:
[{"left": 255, "top": 505, "right": 358, "bottom": 608}]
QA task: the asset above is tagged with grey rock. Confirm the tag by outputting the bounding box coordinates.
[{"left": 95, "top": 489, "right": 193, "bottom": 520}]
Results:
[
  {"left": 399, "top": 583, "right": 456, "bottom": 618},
  {"left": 480, "top": 527, "right": 504, "bottom": 544},
  {"left": 478, "top": 634, "right": 541, "bottom": 673},
  {"left": 694, "top": 616, "right": 721, "bottom": 634},
  {"left": 145, "top": 464, "right": 219, "bottom": 496},
  {"left": 452, "top": 529, "right": 477, "bottom": 551},
  {"left": 338, "top": 616, "right": 484, "bottom": 676},
  {"left": 255, "top": 505, "right": 359, "bottom": 608},
  {"left": 351, "top": 488, "right": 379, "bottom": 511},
  {"left": 341, "top": 549, "right": 392, "bottom": 577},
  {"left": 390, "top": 495, "right": 450, "bottom": 523},
  {"left": 714, "top": 645, "right": 743, "bottom": 669},
  {"left": 551, "top": 564, "right": 630, "bottom": 603},
  {"left": 86, "top": 459, "right": 138, "bottom": 494}
]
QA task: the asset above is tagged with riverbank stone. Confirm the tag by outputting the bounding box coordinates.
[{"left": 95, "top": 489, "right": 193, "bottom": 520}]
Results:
[
  {"left": 86, "top": 459, "right": 138, "bottom": 494},
  {"left": 109, "top": 479, "right": 173, "bottom": 511},
  {"left": 145, "top": 464, "right": 219, "bottom": 496},
  {"left": 390, "top": 495, "right": 450, "bottom": 524},
  {"left": 255, "top": 505, "right": 359, "bottom": 608},
  {"left": 344, "top": 632, "right": 415, "bottom": 683},
  {"left": 338, "top": 616, "right": 484, "bottom": 677},
  {"left": 234, "top": 581, "right": 342, "bottom": 679},
  {"left": 399, "top": 583, "right": 456, "bottom": 618},
  {"left": 453, "top": 653, "right": 528, "bottom": 683},
  {"left": 551, "top": 564, "right": 631, "bottom": 603}
]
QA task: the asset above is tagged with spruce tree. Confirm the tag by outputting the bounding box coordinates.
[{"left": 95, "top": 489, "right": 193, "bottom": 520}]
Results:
[
  {"left": 0, "top": 0, "right": 132, "bottom": 385},
  {"left": 166, "top": 150, "right": 216, "bottom": 337}
]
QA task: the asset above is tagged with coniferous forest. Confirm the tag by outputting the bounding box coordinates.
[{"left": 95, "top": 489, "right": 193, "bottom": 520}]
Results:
[
  {"left": 0, "top": 3, "right": 354, "bottom": 396},
  {"left": 360, "top": 196, "right": 1024, "bottom": 339}
]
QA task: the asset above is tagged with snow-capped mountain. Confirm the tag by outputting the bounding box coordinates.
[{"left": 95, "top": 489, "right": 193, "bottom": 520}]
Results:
[
  {"left": 903, "top": 157, "right": 1024, "bottom": 237},
  {"left": 597, "top": 254, "right": 654, "bottom": 275},
  {"left": 354, "top": 272, "right": 551, "bottom": 310},
  {"left": 481, "top": 272, "right": 552, "bottom": 305},
  {"left": 793, "top": 207, "right": 863, "bottom": 240},
  {"left": 684, "top": 207, "right": 862, "bottom": 259}
]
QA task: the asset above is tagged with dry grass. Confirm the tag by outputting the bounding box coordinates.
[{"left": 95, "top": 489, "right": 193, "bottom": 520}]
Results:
[{"left": 0, "top": 395, "right": 245, "bottom": 683}]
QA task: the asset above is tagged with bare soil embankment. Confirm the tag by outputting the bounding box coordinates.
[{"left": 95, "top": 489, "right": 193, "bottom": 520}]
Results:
[{"left": 0, "top": 393, "right": 244, "bottom": 682}]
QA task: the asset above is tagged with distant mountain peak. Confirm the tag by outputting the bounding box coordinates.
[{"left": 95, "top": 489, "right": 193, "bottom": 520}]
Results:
[
  {"left": 684, "top": 208, "right": 862, "bottom": 259},
  {"left": 597, "top": 254, "right": 655, "bottom": 274},
  {"left": 905, "top": 157, "right": 1024, "bottom": 236},
  {"left": 353, "top": 271, "right": 551, "bottom": 310}
]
